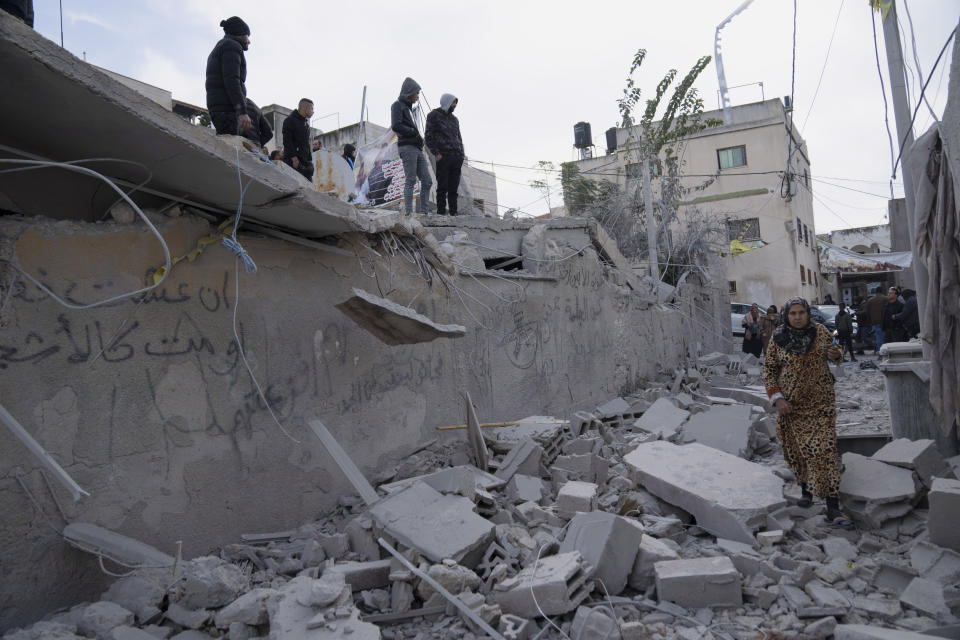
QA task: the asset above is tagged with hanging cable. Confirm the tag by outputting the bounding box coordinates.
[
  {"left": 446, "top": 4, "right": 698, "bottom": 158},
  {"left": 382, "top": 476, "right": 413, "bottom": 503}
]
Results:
[
  {"left": 801, "top": 0, "right": 845, "bottom": 132},
  {"left": 871, "top": 7, "right": 898, "bottom": 184},
  {"left": 783, "top": 0, "right": 799, "bottom": 199}
]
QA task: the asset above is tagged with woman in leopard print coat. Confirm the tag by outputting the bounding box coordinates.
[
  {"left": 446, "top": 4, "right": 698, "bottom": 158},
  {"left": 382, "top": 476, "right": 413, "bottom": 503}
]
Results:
[{"left": 763, "top": 297, "right": 851, "bottom": 525}]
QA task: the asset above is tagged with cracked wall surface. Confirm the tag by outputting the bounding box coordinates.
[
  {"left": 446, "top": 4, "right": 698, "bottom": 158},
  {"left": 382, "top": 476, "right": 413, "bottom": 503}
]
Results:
[{"left": 0, "top": 213, "right": 720, "bottom": 628}]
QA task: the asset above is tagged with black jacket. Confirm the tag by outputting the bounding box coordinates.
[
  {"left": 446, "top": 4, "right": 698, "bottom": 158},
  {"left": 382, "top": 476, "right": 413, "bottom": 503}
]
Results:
[
  {"left": 282, "top": 110, "right": 312, "bottom": 165},
  {"left": 391, "top": 77, "right": 423, "bottom": 149},
  {"left": 205, "top": 36, "right": 247, "bottom": 116},
  {"left": 0, "top": 0, "right": 33, "bottom": 26},
  {"left": 882, "top": 298, "right": 904, "bottom": 331},
  {"left": 893, "top": 290, "right": 920, "bottom": 336},
  {"left": 425, "top": 108, "right": 463, "bottom": 157}
]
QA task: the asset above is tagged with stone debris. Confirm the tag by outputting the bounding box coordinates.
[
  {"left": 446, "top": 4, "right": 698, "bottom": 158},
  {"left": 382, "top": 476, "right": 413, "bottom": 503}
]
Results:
[
  {"left": 839, "top": 452, "right": 922, "bottom": 528},
  {"left": 625, "top": 441, "right": 785, "bottom": 543},
  {"left": 928, "top": 477, "right": 960, "bottom": 552},
  {"left": 335, "top": 286, "right": 467, "bottom": 345},
  {"left": 10, "top": 362, "right": 958, "bottom": 640}
]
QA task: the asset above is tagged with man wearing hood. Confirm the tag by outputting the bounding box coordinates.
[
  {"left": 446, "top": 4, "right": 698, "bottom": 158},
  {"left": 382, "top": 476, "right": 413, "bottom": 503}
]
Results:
[
  {"left": 893, "top": 288, "right": 920, "bottom": 339},
  {"left": 425, "top": 94, "right": 465, "bottom": 216},
  {"left": 391, "top": 77, "right": 432, "bottom": 215},
  {"left": 205, "top": 17, "right": 252, "bottom": 136}
]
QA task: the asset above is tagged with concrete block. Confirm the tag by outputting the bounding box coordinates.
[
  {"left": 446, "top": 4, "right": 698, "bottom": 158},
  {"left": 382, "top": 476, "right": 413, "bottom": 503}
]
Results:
[
  {"left": 835, "top": 624, "right": 942, "bottom": 640},
  {"left": 929, "top": 477, "right": 960, "bottom": 552},
  {"left": 822, "top": 536, "right": 858, "bottom": 561},
  {"left": 654, "top": 556, "right": 742, "bottom": 608},
  {"left": 900, "top": 577, "right": 952, "bottom": 619},
  {"left": 871, "top": 438, "right": 953, "bottom": 487},
  {"left": 682, "top": 404, "right": 755, "bottom": 458},
  {"left": 369, "top": 481, "right": 494, "bottom": 567},
  {"left": 804, "top": 581, "right": 851, "bottom": 610},
  {"left": 562, "top": 437, "right": 602, "bottom": 456},
  {"left": 336, "top": 287, "right": 466, "bottom": 345},
  {"left": 505, "top": 474, "right": 546, "bottom": 504},
  {"left": 708, "top": 386, "right": 770, "bottom": 408},
  {"left": 556, "top": 481, "right": 599, "bottom": 519},
  {"left": 110, "top": 627, "right": 160, "bottom": 640},
  {"left": 839, "top": 453, "right": 922, "bottom": 528},
  {"left": 851, "top": 596, "right": 903, "bottom": 620},
  {"left": 213, "top": 588, "right": 274, "bottom": 627},
  {"left": 625, "top": 441, "right": 785, "bottom": 544},
  {"left": 629, "top": 535, "right": 680, "bottom": 591},
  {"left": 757, "top": 531, "right": 783, "bottom": 547},
  {"left": 804, "top": 617, "right": 838, "bottom": 639},
  {"left": 492, "top": 551, "right": 594, "bottom": 618},
  {"left": 415, "top": 561, "right": 482, "bottom": 601},
  {"left": 596, "top": 397, "right": 631, "bottom": 419},
  {"left": 101, "top": 572, "right": 167, "bottom": 624},
  {"left": 175, "top": 556, "right": 249, "bottom": 609},
  {"left": 163, "top": 603, "right": 208, "bottom": 630},
  {"left": 558, "top": 511, "right": 644, "bottom": 595},
  {"left": 267, "top": 575, "right": 379, "bottom": 640},
  {"left": 515, "top": 501, "right": 566, "bottom": 528},
  {"left": 495, "top": 439, "right": 544, "bottom": 481},
  {"left": 552, "top": 453, "right": 607, "bottom": 485},
  {"left": 910, "top": 541, "right": 960, "bottom": 585},
  {"left": 570, "top": 606, "right": 618, "bottom": 640},
  {"left": 498, "top": 613, "right": 533, "bottom": 640},
  {"left": 332, "top": 559, "right": 392, "bottom": 591},
  {"left": 633, "top": 398, "right": 689, "bottom": 440},
  {"left": 872, "top": 562, "right": 917, "bottom": 596},
  {"left": 77, "top": 602, "right": 135, "bottom": 639}
]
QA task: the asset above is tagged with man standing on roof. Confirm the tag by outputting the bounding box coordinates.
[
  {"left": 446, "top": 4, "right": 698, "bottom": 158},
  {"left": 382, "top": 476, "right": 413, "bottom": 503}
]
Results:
[
  {"left": 425, "top": 94, "right": 464, "bottom": 216},
  {"left": 283, "top": 98, "right": 315, "bottom": 181},
  {"left": 391, "top": 77, "right": 432, "bottom": 215},
  {"left": 205, "top": 17, "right": 252, "bottom": 136},
  {"left": 242, "top": 98, "right": 272, "bottom": 150}
]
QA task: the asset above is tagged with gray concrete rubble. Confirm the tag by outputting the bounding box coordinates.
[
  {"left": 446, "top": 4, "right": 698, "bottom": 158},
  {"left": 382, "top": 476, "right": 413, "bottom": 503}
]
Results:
[
  {"left": 632, "top": 398, "right": 689, "bottom": 441},
  {"left": 839, "top": 452, "right": 922, "bottom": 528},
  {"left": 871, "top": 438, "right": 955, "bottom": 488},
  {"left": 335, "top": 287, "right": 467, "bottom": 345},
  {"left": 625, "top": 441, "right": 785, "bottom": 543},
  {"left": 6, "top": 349, "right": 955, "bottom": 639},
  {"left": 681, "top": 404, "right": 758, "bottom": 458}
]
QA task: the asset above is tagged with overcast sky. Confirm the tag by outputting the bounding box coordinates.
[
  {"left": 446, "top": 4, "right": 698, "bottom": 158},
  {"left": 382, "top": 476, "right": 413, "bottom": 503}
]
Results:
[{"left": 30, "top": 0, "right": 959, "bottom": 233}]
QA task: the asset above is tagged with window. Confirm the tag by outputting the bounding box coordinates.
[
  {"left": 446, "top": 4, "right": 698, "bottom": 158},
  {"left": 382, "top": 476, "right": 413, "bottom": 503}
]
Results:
[
  {"left": 796, "top": 217, "right": 802, "bottom": 243},
  {"left": 726, "top": 217, "right": 760, "bottom": 242},
  {"left": 814, "top": 272, "right": 819, "bottom": 286},
  {"left": 473, "top": 199, "right": 485, "bottom": 214},
  {"left": 728, "top": 281, "right": 737, "bottom": 294},
  {"left": 800, "top": 265, "right": 806, "bottom": 283},
  {"left": 807, "top": 267, "right": 812, "bottom": 283},
  {"left": 803, "top": 169, "right": 809, "bottom": 188},
  {"left": 717, "top": 145, "right": 747, "bottom": 170},
  {"left": 804, "top": 224, "right": 809, "bottom": 246},
  {"left": 626, "top": 160, "right": 660, "bottom": 180}
]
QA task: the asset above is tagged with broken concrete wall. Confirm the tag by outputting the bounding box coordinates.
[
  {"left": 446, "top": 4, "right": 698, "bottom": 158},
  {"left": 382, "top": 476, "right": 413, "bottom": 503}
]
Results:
[{"left": 0, "top": 213, "right": 721, "bottom": 628}]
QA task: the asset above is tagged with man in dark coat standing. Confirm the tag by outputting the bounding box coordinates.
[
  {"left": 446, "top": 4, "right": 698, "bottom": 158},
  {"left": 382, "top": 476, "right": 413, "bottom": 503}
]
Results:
[
  {"left": 205, "top": 17, "right": 252, "bottom": 136},
  {"left": 283, "top": 98, "right": 315, "bottom": 181},
  {"left": 391, "top": 77, "right": 432, "bottom": 215},
  {"left": 881, "top": 286, "right": 905, "bottom": 345},
  {"left": 893, "top": 288, "right": 920, "bottom": 338},
  {"left": 865, "top": 288, "right": 887, "bottom": 354},
  {"left": 425, "top": 94, "right": 465, "bottom": 216}
]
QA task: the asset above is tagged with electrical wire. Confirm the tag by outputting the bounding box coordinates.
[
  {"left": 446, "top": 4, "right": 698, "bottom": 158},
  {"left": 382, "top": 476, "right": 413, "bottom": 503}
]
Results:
[
  {"left": 800, "top": 0, "right": 845, "bottom": 132},
  {"left": 891, "top": 25, "right": 958, "bottom": 177},
  {"left": 871, "top": 7, "right": 898, "bottom": 178},
  {"left": 784, "top": 0, "right": 799, "bottom": 181},
  {"left": 0, "top": 158, "right": 171, "bottom": 308}
]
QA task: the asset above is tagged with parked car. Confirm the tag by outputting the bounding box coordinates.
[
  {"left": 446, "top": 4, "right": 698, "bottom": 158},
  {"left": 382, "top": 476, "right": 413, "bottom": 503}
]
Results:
[{"left": 730, "top": 302, "right": 752, "bottom": 337}]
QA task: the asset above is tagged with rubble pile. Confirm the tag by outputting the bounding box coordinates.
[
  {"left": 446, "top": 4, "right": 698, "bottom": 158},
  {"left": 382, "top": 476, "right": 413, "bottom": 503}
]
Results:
[{"left": 5, "top": 355, "right": 960, "bottom": 640}]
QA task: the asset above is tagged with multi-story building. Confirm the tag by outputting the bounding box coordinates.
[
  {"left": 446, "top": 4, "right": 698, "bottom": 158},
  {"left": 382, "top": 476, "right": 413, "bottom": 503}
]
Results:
[{"left": 567, "top": 98, "right": 823, "bottom": 307}]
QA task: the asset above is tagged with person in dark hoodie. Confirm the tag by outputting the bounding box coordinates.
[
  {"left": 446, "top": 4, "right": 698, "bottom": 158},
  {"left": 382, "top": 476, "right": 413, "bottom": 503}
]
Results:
[
  {"left": 425, "top": 94, "right": 465, "bottom": 216},
  {"left": 391, "top": 78, "right": 432, "bottom": 215},
  {"left": 205, "top": 17, "right": 252, "bottom": 136},
  {"left": 242, "top": 98, "right": 272, "bottom": 149},
  {"left": 0, "top": 0, "right": 33, "bottom": 27},
  {"left": 283, "top": 98, "right": 315, "bottom": 181},
  {"left": 893, "top": 288, "right": 920, "bottom": 338},
  {"left": 881, "top": 286, "right": 905, "bottom": 344}
]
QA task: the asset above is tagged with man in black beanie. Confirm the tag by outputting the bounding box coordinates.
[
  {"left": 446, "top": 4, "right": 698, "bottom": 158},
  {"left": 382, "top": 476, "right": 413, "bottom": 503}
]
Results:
[{"left": 205, "top": 16, "right": 252, "bottom": 136}]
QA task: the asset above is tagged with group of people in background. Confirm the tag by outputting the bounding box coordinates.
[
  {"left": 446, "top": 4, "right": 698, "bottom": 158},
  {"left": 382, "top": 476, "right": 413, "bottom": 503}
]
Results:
[
  {"left": 205, "top": 18, "right": 464, "bottom": 215},
  {"left": 856, "top": 285, "right": 920, "bottom": 354}
]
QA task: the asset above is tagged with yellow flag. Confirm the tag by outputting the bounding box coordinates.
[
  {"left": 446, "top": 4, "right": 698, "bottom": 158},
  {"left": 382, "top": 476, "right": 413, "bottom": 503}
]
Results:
[{"left": 870, "top": 0, "right": 892, "bottom": 21}]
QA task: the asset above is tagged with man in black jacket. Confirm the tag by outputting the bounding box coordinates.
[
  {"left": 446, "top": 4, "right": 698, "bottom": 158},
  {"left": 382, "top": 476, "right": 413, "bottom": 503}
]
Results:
[
  {"left": 391, "top": 77, "right": 432, "bottom": 215},
  {"left": 205, "top": 17, "right": 252, "bottom": 136},
  {"left": 425, "top": 93, "right": 464, "bottom": 215},
  {"left": 282, "top": 98, "right": 315, "bottom": 181},
  {"left": 893, "top": 288, "right": 920, "bottom": 338},
  {"left": 242, "top": 98, "right": 272, "bottom": 150},
  {"left": 881, "top": 286, "right": 906, "bottom": 344}
]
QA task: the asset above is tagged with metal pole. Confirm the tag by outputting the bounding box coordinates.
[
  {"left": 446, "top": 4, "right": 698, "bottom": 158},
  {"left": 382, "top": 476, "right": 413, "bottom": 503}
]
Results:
[
  {"left": 641, "top": 136, "right": 658, "bottom": 282},
  {"left": 879, "top": 0, "right": 931, "bottom": 357},
  {"left": 359, "top": 85, "right": 367, "bottom": 145},
  {"left": 59, "top": 0, "right": 64, "bottom": 47}
]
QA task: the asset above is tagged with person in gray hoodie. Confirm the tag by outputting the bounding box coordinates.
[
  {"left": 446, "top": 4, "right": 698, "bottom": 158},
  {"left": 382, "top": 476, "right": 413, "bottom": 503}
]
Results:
[
  {"left": 425, "top": 93, "right": 464, "bottom": 215},
  {"left": 391, "top": 77, "right": 432, "bottom": 215}
]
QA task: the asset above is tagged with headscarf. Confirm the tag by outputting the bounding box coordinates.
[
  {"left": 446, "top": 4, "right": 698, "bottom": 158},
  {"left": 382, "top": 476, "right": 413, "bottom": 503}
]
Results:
[{"left": 772, "top": 297, "right": 817, "bottom": 354}]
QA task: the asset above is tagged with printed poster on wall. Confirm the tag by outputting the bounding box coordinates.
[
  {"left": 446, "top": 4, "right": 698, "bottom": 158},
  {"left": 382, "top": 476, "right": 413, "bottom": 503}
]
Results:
[{"left": 354, "top": 131, "right": 417, "bottom": 206}]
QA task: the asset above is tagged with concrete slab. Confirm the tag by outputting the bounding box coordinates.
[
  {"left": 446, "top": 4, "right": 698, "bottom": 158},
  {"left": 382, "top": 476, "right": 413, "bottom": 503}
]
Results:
[
  {"left": 379, "top": 465, "right": 504, "bottom": 495},
  {"left": 708, "top": 386, "right": 770, "bottom": 408},
  {"left": 505, "top": 474, "right": 546, "bottom": 505},
  {"left": 495, "top": 439, "right": 544, "bottom": 481},
  {"left": 901, "top": 576, "right": 953, "bottom": 619},
  {"left": 492, "top": 551, "right": 594, "bottom": 618},
  {"left": 62, "top": 523, "right": 174, "bottom": 568},
  {"left": 624, "top": 441, "right": 785, "bottom": 544},
  {"left": 681, "top": 404, "right": 755, "bottom": 458},
  {"left": 929, "top": 477, "right": 960, "bottom": 552},
  {"left": 267, "top": 575, "right": 379, "bottom": 640},
  {"left": 910, "top": 541, "right": 960, "bottom": 586},
  {"left": 336, "top": 288, "right": 466, "bottom": 346},
  {"left": 629, "top": 534, "right": 680, "bottom": 591},
  {"left": 835, "top": 625, "right": 935, "bottom": 640},
  {"left": 308, "top": 420, "right": 379, "bottom": 506},
  {"left": 558, "top": 511, "right": 644, "bottom": 595},
  {"left": 654, "top": 556, "right": 742, "bottom": 608},
  {"left": 872, "top": 438, "right": 953, "bottom": 487},
  {"left": 632, "top": 398, "right": 689, "bottom": 440},
  {"left": 839, "top": 453, "right": 921, "bottom": 528},
  {"left": 369, "top": 482, "right": 494, "bottom": 567}
]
